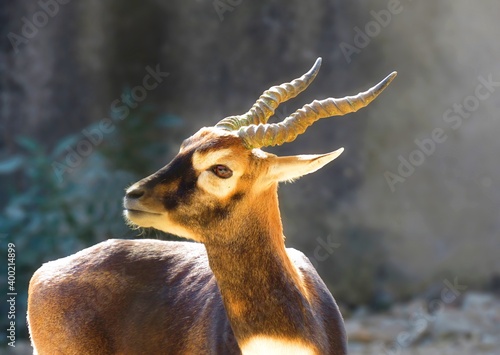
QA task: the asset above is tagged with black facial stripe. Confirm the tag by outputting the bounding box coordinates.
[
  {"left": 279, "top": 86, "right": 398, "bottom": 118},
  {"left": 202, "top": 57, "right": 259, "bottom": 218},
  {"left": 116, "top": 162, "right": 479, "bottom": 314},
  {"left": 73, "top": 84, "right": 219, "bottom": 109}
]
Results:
[
  {"left": 163, "top": 169, "right": 197, "bottom": 211},
  {"left": 143, "top": 150, "right": 198, "bottom": 211},
  {"left": 147, "top": 146, "right": 247, "bottom": 228},
  {"left": 163, "top": 192, "right": 180, "bottom": 210}
]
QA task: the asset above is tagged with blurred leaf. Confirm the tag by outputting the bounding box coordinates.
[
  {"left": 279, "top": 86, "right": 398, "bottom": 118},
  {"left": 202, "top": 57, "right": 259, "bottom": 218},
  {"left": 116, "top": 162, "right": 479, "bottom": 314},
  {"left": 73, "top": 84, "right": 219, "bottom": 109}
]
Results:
[
  {"left": 0, "top": 155, "right": 24, "bottom": 174},
  {"left": 51, "top": 134, "right": 80, "bottom": 159},
  {"left": 5, "top": 204, "right": 26, "bottom": 221},
  {"left": 15, "top": 136, "right": 42, "bottom": 153}
]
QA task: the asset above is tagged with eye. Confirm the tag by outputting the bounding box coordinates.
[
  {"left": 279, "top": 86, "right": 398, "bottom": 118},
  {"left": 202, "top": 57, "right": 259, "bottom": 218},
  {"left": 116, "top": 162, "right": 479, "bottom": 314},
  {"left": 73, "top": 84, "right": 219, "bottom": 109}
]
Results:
[{"left": 211, "top": 165, "right": 233, "bottom": 179}]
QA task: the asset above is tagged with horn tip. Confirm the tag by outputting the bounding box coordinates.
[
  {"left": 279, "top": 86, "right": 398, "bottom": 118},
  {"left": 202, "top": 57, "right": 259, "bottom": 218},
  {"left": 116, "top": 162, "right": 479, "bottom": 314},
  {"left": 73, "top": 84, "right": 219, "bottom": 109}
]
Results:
[
  {"left": 371, "top": 70, "right": 398, "bottom": 96},
  {"left": 385, "top": 71, "right": 398, "bottom": 83},
  {"left": 305, "top": 57, "right": 322, "bottom": 79},
  {"left": 327, "top": 147, "right": 345, "bottom": 161}
]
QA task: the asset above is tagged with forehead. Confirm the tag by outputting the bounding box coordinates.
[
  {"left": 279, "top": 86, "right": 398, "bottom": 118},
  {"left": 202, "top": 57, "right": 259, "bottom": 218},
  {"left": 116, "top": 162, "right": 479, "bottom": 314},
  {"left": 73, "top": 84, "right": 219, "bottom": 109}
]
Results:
[
  {"left": 180, "top": 127, "right": 247, "bottom": 154},
  {"left": 179, "top": 127, "right": 253, "bottom": 168}
]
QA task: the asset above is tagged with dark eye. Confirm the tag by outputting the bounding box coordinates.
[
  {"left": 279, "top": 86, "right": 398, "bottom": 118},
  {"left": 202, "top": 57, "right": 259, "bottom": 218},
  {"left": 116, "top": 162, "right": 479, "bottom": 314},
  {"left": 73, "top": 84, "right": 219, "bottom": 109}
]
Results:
[{"left": 211, "top": 165, "right": 233, "bottom": 179}]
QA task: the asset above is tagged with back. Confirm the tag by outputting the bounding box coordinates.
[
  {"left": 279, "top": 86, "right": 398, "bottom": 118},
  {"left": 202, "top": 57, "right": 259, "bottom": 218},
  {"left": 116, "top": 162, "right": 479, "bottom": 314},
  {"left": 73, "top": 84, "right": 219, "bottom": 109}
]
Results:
[{"left": 28, "top": 239, "right": 239, "bottom": 354}]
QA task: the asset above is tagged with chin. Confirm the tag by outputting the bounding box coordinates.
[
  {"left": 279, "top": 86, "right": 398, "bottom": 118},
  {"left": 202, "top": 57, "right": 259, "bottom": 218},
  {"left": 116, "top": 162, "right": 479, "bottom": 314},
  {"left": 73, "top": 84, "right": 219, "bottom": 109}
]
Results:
[
  {"left": 123, "top": 209, "right": 201, "bottom": 242},
  {"left": 123, "top": 209, "right": 158, "bottom": 228}
]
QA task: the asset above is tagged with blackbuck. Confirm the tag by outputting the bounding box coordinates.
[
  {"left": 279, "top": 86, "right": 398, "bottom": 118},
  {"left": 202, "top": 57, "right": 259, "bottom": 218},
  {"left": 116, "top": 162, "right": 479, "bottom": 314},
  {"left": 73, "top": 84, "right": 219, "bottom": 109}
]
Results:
[{"left": 28, "top": 58, "right": 396, "bottom": 354}]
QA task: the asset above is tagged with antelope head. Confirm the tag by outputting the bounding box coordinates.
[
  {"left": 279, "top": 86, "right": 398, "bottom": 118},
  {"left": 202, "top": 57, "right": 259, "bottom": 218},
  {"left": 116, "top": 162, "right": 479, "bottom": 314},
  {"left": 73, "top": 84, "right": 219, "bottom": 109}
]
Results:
[{"left": 123, "top": 58, "right": 396, "bottom": 243}]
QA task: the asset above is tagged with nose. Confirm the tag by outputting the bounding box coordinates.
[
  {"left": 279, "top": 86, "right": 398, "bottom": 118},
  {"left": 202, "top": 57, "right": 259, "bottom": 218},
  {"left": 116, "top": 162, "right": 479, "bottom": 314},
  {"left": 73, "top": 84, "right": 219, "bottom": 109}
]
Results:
[{"left": 125, "top": 186, "right": 145, "bottom": 200}]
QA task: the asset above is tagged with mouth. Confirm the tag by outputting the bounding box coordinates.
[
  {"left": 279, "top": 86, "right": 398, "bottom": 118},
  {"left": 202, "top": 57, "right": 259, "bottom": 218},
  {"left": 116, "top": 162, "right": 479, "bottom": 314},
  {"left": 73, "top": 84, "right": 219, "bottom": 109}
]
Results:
[
  {"left": 123, "top": 195, "right": 161, "bottom": 216},
  {"left": 123, "top": 203, "right": 197, "bottom": 241},
  {"left": 123, "top": 208, "right": 163, "bottom": 230},
  {"left": 123, "top": 208, "right": 160, "bottom": 215},
  {"left": 124, "top": 209, "right": 161, "bottom": 217}
]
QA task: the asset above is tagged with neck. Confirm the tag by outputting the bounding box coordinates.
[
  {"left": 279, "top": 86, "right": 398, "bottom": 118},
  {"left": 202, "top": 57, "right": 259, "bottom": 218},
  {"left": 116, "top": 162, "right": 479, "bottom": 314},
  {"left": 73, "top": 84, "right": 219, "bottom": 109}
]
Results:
[{"left": 204, "top": 188, "right": 315, "bottom": 345}]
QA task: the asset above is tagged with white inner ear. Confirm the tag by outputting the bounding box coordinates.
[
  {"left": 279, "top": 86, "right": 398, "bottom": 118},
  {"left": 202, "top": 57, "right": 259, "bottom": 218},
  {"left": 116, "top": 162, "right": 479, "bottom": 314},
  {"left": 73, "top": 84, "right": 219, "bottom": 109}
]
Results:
[
  {"left": 269, "top": 148, "right": 344, "bottom": 183},
  {"left": 193, "top": 150, "right": 243, "bottom": 199}
]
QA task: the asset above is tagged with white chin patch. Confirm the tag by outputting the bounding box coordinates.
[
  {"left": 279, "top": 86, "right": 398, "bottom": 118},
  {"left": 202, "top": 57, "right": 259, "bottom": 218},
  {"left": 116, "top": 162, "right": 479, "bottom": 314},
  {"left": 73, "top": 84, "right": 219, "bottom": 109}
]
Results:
[
  {"left": 241, "top": 336, "right": 316, "bottom": 355},
  {"left": 125, "top": 210, "right": 200, "bottom": 241}
]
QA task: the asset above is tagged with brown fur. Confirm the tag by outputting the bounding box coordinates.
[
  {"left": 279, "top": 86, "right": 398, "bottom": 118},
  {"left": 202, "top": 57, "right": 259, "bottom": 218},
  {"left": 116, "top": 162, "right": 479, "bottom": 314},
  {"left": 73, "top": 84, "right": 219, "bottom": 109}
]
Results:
[{"left": 28, "top": 127, "right": 347, "bottom": 354}]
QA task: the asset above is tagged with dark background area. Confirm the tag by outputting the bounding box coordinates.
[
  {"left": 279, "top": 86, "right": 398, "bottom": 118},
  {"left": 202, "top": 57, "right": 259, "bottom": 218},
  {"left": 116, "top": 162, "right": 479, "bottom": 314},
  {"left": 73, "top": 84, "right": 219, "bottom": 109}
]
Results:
[{"left": 1, "top": 0, "right": 499, "bottom": 350}]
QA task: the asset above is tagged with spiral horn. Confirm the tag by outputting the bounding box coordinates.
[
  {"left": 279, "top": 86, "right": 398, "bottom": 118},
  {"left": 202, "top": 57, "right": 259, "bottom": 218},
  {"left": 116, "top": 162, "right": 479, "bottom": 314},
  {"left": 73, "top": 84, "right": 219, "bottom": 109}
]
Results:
[
  {"left": 216, "top": 58, "right": 323, "bottom": 131},
  {"left": 237, "top": 71, "right": 397, "bottom": 148}
]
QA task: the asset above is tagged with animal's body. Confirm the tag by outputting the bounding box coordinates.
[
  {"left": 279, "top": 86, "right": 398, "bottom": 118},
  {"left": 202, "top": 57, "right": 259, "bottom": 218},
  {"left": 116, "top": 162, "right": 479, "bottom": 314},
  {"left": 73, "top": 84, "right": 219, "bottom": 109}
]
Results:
[
  {"left": 29, "top": 239, "right": 345, "bottom": 354},
  {"left": 28, "top": 58, "right": 396, "bottom": 354}
]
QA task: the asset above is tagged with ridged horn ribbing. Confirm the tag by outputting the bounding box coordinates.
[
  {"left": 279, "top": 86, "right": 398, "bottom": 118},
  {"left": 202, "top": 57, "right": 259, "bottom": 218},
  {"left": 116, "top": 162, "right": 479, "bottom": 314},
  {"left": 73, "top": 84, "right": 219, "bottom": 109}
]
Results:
[
  {"left": 238, "top": 71, "right": 397, "bottom": 148},
  {"left": 215, "top": 58, "right": 323, "bottom": 131}
]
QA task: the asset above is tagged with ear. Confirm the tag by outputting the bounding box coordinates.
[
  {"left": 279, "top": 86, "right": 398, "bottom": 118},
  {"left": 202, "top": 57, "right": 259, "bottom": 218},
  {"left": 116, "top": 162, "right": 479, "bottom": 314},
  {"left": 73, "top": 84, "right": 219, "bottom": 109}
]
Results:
[{"left": 267, "top": 147, "right": 344, "bottom": 183}]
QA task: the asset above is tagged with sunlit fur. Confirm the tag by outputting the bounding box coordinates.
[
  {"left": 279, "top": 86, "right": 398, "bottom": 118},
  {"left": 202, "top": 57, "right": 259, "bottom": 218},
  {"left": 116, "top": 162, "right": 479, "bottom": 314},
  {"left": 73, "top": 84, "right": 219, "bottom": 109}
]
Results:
[
  {"left": 241, "top": 336, "right": 316, "bottom": 355},
  {"left": 28, "top": 126, "right": 347, "bottom": 354}
]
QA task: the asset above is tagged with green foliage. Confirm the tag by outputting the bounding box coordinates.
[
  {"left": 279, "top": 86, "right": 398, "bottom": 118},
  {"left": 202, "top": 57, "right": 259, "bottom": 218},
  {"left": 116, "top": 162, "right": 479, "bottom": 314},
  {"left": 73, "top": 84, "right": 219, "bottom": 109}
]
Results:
[{"left": 0, "top": 109, "right": 183, "bottom": 345}]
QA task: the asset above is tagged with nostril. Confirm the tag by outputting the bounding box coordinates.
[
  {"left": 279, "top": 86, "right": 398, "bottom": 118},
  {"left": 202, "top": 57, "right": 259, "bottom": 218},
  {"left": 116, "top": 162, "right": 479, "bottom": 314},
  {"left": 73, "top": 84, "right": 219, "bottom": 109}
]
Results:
[{"left": 126, "top": 188, "right": 145, "bottom": 200}]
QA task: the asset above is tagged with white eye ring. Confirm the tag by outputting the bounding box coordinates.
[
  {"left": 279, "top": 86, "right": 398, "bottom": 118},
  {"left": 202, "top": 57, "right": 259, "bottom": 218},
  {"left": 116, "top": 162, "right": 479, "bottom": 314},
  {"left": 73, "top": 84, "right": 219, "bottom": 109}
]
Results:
[{"left": 211, "top": 165, "right": 233, "bottom": 179}]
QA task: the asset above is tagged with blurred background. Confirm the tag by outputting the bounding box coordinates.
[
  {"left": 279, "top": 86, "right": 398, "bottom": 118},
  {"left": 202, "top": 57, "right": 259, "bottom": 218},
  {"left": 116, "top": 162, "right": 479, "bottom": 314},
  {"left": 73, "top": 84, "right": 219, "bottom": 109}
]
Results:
[{"left": 1, "top": 0, "right": 499, "bottom": 353}]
